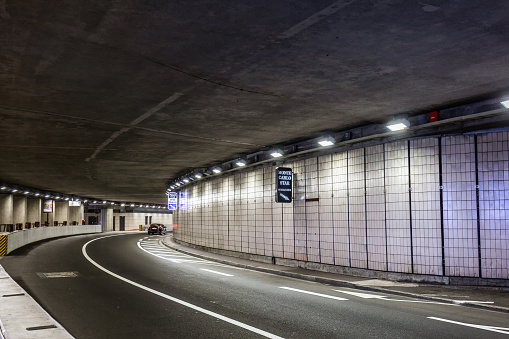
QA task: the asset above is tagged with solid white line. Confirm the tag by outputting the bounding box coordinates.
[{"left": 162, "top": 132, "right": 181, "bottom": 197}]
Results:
[
  {"left": 83, "top": 235, "right": 284, "bottom": 339},
  {"left": 428, "top": 317, "right": 509, "bottom": 335},
  {"left": 280, "top": 287, "right": 348, "bottom": 301},
  {"left": 201, "top": 269, "right": 234, "bottom": 277}
]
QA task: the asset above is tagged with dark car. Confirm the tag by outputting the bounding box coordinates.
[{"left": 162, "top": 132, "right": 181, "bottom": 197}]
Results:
[{"left": 148, "top": 223, "right": 166, "bottom": 235}]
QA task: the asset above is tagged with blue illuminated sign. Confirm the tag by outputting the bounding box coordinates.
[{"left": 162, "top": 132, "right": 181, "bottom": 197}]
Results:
[
  {"left": 167, "top": 192, "right": 178, "bottom": 210},
  {"left": 179, "top": 191, "right": 188, "bottom": 210}
]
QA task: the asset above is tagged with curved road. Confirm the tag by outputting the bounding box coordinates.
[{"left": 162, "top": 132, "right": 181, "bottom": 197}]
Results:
[{"left": 1, "top": 233, "right": 508, "bottom": 338}]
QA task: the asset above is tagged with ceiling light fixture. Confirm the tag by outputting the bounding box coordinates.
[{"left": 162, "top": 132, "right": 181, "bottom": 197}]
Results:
[
  {"left": 318, "top": 136, "right": 335, "bottom": 147},
  {"left": 236, "top": 159, "right": 246, "bottom": 167},
  {"left": 194, "top": 173, "right": 202, "bottom": 179},
  {"left": 183, "top": 178, "right": 190, "bottom": 183},
  {"left": 270, "top": 148, "right": 284, "bottom": 158},
  {"left": 501, "top": 99, "right": 509, "bottom": 108},
  {"left": 212, "top": 166, "right": 222, "bottom": 174},
  {"left": 386, "top": 118, "right": 410, "bottom": 131}
]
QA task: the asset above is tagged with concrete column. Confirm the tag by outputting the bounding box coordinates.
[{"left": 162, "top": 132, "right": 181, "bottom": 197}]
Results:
[
  {"left": 101, "top": 208, "right": 113, "bottom": 232},
  {"left": 0, "top": 194, "right": 13, "bottom": 225},
  {"left": 27, "top": 198, "right": 41, "bottom": 225},
  {"left": 54, "top": 201, "right": 69, "bottom": 225},
  {"left": 69, "top": 205, "right": 84, "bottom": 224},
  {"left": 13, "top": 196, "right": 27, "bottom": 228}
]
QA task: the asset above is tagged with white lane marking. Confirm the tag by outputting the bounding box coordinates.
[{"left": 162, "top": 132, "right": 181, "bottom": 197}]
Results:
[
  {"left": 201, "top": 269, "right": 234, "bottom": 277},
  {"left": 280, "top": 287, "right": 348, "bottom": 301},
  {"left": 143, "top": 250, "right": 179, "bottom": 254},
  {"left": 334, "top": 290, "right": 386, "bottom": 299},
  {"left": 452, "top": 300, "right": 494, "bottom": 304},
  {"left": 156, "top": 254, "right": 192, "bottom": 258},
  {"left": 333, "top": 290, "right": 455, "bottom": 306},
  {"left": 428, "top": 317, "right": 509, "bottom": 335},
  {"left": 83, "top": 235, "right": 284, "bottom": 339}
]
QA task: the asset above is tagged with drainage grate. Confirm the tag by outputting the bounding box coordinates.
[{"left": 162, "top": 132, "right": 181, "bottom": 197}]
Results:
[
  {"left": 26, "top": 325, "right": 58, "bottom": 331},
  {"left": 37, "top": 272, "right": 79, "bottom": 278}
]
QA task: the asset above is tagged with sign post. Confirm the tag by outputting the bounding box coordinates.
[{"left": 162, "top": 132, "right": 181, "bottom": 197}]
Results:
[{"left": 275, "top": 167, "right": 293, "bottom": 203}]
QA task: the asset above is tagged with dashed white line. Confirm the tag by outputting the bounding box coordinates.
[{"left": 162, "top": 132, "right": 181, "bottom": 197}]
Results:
[
  {"left": 333, "top": 290, "right": 455, "bottom": 305},
  {"left": 83, "top": 235, "right": 284, "bottom": 339},
  {"left": 333, "top": 290, "right": 386, "bottom": 299},
  {"left": 280, "top": 287, "right": 348, "bottom": 301},
  {"left": 201, "top": 269, "right": 234, "bottom": 277},
  {"left": 428, "top": 317, "right": 509, "bottom": 335},
  {"left": 452, "top": 300, "right": 494, "bottom": 305}
]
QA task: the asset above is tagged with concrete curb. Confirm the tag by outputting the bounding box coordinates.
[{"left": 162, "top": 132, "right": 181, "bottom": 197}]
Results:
[
  {"left": 161, "top": 237, "right": 509, "bottom": 314},
  {"left": 0, "top": 265, "right": 73, "bottom": 339}
]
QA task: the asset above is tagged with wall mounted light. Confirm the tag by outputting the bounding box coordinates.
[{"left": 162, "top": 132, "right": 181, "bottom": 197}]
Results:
[
  {"left": 318, "top": 136, "right": 335, "bottom": 147},
  {"left": 35, "top": 193, "right": 40, "bottom": 196},
  {"left": 0, "top": 186, "right": 6, "bottom": 190},
  {"left": 386, "top": 118, "right": 410, "bottom": 131},
  {"left": 194, "top": 172, "right": 203, "bottom": 179},
  {"left": 45, "top": 194, "right": 50, "bottom": 198},
  {"left": 12, "top": 189, "right": 18, "bottom": 193},
  {"left": 236, "top": 159, "right": 247, "bottom": 167},
  {"left": 501, "top": 99, "right": 509, "bottom": 108},
  {"left": 212, "top": 166, "right": 222, "bottom": 174},
  {"left": 24, "top": 190, "right": 30, "bottom": 194},
  {"left": 183, "top": 178, "right": 190, "bottom": 183},
  {"left": 270, "top": 148, "right": 284, "bottom": 158}
]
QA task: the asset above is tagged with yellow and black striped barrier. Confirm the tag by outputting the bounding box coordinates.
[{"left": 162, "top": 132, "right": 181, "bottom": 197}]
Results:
[{"left": 0, "top": 235, "right": 7, "bottom": 256}]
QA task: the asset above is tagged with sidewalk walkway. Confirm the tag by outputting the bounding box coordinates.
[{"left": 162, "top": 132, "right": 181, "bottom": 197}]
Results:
[
  {"left": 0, "top": 265, "right": 72, "bottom": 339},
  {"left": 162, "top": 235, "right": 509, "bottom": 314}
]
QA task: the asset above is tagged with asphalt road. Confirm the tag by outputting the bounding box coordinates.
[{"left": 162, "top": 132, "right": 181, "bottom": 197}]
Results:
[{"left": 1, "top": 233, "right": 508, "bottom": 338}]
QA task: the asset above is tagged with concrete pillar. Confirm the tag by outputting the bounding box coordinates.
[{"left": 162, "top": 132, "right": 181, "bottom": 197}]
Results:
[
  {"left": 27, "top": 198, "right": 41, "bottom": 225},
  {"left": 54, "top": 201, "right": 69, "bottom": 225},
  {"left": 0, "top": 194, "right": 13, "bottom": 225},
  {"left": 13, "top": 196, "right": 27, "bottom": 228},
  {"left": 101, "top": 208, "right": 113, "bottom": 232},
  {"left": 69, "top": 205, "right": 84, "bottom": 224}
]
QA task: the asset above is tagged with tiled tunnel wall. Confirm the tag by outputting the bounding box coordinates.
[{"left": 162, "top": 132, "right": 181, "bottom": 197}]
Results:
[{"left": 174, "top": 132, "right": 509, "bottom": 280}]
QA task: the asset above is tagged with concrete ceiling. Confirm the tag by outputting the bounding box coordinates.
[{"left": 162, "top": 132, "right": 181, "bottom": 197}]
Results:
[{"left": 1, "top": 0, "right": 509, "bottom": 204}]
